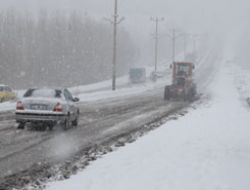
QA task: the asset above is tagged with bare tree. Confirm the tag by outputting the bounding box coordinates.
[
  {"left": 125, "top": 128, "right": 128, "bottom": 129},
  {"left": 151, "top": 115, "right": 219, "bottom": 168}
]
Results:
[{"left": 0, "top": 9, "right": 137, "bottom": 89}]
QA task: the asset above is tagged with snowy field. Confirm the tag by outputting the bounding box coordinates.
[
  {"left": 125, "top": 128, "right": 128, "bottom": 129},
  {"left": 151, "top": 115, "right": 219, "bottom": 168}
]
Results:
[{"left": 46, "top": 59, "right": 250, "bottom": 190}]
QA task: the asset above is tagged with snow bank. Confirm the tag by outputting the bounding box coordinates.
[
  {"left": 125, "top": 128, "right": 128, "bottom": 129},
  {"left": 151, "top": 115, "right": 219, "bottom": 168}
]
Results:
[
  {"left": 0, "top": 90, "right": 26, "bottom": 112},
  {"left": 72, "top": 64, "right": 170, "bottom": 102},
  {"left": 77, "top": 78, "right": 168, "bottom": 102},
  {"left": 69, "top": 65, "right": 163, "bottom": 95},
  {"left": 0, "top": 101, "right": 15, "bottom": 112},
  {"left": 46, "top": 60, "right": 250, "bottom": 190}
]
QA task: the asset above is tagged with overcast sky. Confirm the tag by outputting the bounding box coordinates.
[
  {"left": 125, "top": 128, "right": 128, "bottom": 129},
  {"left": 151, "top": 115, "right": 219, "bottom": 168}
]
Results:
[
  {"left": 0, "top": 0, "right": 248, "bottom": 30},
  {"left": 0, "top": 0, "right": 249, "bottom": 60}
]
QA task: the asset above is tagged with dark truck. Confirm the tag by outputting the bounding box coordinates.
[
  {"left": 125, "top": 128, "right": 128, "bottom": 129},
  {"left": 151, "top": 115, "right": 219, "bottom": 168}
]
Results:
[
  {"left": 247, "top": 97, "right": 250, "bottom": 106},
  {"left": 129, "top": 68, "right": 146, "bottom": 83}
]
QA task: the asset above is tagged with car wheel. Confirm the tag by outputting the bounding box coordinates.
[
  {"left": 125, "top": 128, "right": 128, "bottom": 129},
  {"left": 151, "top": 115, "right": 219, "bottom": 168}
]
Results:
[
  {"left": 63, "top": 116, "right": 71, "bottom": 130},
  {"left": 72, "top": 118, "right": 78, "bottom": 127},
  {"left": 72, "top": 112, "right": 79, "bottom": 127},
  {"left": 48, "top": 124, "right": 54, "bottom": 131},
  {"left": 17, "top": 122, "right": 25, "bottom": 129},
  {"left": 40, "top": 125, "right": 47, "bottom": 131}
]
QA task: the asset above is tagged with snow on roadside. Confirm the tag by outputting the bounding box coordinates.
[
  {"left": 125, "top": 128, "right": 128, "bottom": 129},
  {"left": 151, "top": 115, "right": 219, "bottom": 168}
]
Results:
[
  {"left": 69, "top": 65, "right": 167, "bottom": 95},
  {"left": 69, "top": 64, "right": 171, "bottom": 102},
  {"left": 46, "top": 60, "right": 250, "bottom": 190},
  {"left": 69, "top": 75, "right": 129, "bottom": 95},
  {"left": 77, "top": 78, "right": 168, "bottom": 102},
  {"left": 0, "top": 90, "right": 25, "bottom": 112},
  {"left": 0, "top": 101, "right": 15, "bottom": 112}
]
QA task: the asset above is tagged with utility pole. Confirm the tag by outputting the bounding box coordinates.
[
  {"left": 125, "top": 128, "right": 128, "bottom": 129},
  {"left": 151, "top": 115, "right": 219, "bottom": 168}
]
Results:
[
  {"left": 183, "top": 33, "right": 187, "bottom": 59},
  {"left": 193, "top": 35, "right": 196, "bottom": 54},
  {"left": 172, "top": 29, "right": 176, "bottom": 64},
  {"left": 104, "top": 0, "right": 124, "bottom": 91},
  {"left": 191, "top": 34, "right": 200, "bottom": 53},
  {"left": 112, "top": 0, "right": 118, "bottom": 91},
  {"left": 151, "top": 17, "right": 164, "bottom": 73}
]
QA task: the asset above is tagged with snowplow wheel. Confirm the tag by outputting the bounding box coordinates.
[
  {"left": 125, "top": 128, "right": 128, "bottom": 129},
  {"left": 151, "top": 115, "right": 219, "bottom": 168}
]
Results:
[
  {"left": 191, "top": 86, "right": 197, "bottom": 100},
  {"left": 186, "top": 87, "right": 196, "bottom": 102},
  {"left": 63, "top": 119, "right": 70, "bottom": 130},
  {"left": 63, "top": 113, "right": 71, "bottom": 130},
  {"left": 72, "top": 111, "right": 79, "bottom": 127},
  {"left": 164, "top": 86, "right": 171, "bottom": 100},
  {"left": 40, "top": 125, "right": 47, "bottom": 131},
  {"left": 72, "top": 119, "right": 78, "bottom": 127}
]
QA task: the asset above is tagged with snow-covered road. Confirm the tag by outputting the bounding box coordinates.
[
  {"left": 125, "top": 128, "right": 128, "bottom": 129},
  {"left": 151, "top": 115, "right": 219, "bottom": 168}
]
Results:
[{"left": 47, "top": 60, "right": 250, "bottom": 190}]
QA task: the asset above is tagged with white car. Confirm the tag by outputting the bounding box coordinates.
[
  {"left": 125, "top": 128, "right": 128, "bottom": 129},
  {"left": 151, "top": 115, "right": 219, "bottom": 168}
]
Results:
[{"left": 15, "top": 88, "right": 80, "bottom": 130}]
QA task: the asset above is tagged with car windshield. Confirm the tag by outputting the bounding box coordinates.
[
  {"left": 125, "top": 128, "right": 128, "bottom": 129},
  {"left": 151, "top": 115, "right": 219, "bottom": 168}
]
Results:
[
  {"left": 23, "top": 89, "right": 62, "bottom": 98},
  {"left": 0, "top": 86, "right": 11, "bottom": 92}
]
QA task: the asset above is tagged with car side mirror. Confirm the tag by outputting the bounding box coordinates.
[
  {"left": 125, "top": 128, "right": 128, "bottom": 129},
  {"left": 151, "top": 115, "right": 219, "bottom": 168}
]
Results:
[
  {"left": 170, "top": 64, "right": 173, "bottom": 69},
  {"left": 73, "top": 97, "right": 80, "bottom": 102},
  {"left": 193, "top": 65, "right": 195, "bottom": 69}
]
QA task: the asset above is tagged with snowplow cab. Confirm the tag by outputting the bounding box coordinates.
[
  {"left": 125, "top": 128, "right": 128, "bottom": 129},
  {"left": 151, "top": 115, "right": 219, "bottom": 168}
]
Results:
[
  {"left": 171, "top": 62, "right": 194, "bottom": 85},
  {"left": 164, "top": 62, "right": 196, "bottom": 101}
]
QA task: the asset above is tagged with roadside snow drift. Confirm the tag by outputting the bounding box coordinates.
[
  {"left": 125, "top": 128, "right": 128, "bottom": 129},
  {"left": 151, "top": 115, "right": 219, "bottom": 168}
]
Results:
[{"left": 46, "top": 60, "right": 250, "bottom": 190}]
